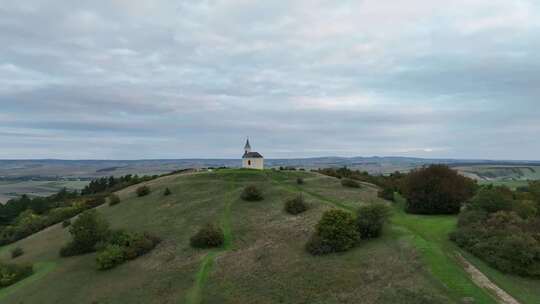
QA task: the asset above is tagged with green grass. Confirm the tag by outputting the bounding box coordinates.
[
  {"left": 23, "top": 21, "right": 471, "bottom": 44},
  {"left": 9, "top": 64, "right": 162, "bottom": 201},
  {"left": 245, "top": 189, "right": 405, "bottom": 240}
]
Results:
[{"left": 391, "top": 195, "right": 496, "bottom": 303}]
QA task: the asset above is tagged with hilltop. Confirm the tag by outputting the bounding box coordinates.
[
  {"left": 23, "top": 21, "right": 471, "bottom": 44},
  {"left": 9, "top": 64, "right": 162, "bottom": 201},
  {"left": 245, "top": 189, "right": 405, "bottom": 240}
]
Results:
[{"left": 2, "top": 169, "right": 540, "bottom": 303}]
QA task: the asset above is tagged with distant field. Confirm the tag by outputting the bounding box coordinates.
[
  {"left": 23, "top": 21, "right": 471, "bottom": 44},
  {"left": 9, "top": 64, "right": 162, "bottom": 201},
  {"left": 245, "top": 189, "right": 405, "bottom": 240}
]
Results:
[
  {"left": 456, "top": 165, "right": 540, "bottom": 188},
  {"left": 0, "top": 180, "right": 89, "bottom": 204}
]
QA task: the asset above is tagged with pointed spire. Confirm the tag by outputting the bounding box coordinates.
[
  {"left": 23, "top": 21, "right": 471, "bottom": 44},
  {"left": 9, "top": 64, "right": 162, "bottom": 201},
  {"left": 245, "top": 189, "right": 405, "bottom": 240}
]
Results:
[{"left": 244, "top": 137, "right": 251, "bottom": 152}]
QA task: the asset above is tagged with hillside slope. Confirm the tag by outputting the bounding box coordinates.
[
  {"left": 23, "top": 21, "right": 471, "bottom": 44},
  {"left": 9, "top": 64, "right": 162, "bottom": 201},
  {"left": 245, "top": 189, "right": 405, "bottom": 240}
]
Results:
[{"left": 0, "top": 170, "right": 465, "bottom": 303}]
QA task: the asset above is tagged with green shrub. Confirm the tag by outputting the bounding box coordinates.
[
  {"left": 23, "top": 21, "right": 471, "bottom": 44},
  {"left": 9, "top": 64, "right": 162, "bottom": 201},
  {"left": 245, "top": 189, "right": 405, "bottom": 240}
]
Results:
[
  {"left": 241, "top": 185, "right": 263, "bottom": 201},
  {"left": 96, "top": 245, "right": 125, "bottom": 270},
  {"left": 305, "top": 234, "right": 333, "bottom": 255},
  {"left": 404, "top": 165, "right": 476, "bottom": 214},
  {"left": 377, "top": 187, "right": 395, "bottom": 201},
  {"left": 468, "top": 186, "right": 513, "bottom": 213},
  {"left": 164, "top": 188, "right": 172, "bottom": 196},
  {"left": 296, "top": 177, "right": 304, "bottom": 185},
  {"left": 108, "top": 194, "right": 121, "bottom": 206},
  {"left": 60, "top": 210, "right": 109, "bottom": 257},
  {"left": 341, "top": 178, "right": 360, "bottom": 188},
  {"left": 85, "top": 195, "right": 106, "bottom": 208},
  {"left": 356, "top": 203, "right": 391, "bottom": 239},
  {"left": 62, "top": 219, "right": 71, "bottom": 228},
  {"left": 284, "top": 195, "right": 308, "bottom": 215},
  {"left": 307, "top": 209, "right": 359, "bottom": 255},
  {"left": 190, "top": 224, "right": 224, "bottom": 248},
  {"left": 0, "top": 263, "right": 33, "bottom": 287},
  {"left": 10, "top": 247, "right": 24, "bottom": 259},
  {"left": 136, "top": 185, "right": 151, "bottom": 197}
]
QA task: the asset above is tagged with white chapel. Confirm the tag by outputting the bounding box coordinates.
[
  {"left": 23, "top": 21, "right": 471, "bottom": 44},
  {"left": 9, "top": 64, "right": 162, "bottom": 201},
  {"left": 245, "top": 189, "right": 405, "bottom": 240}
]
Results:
[{"left": 242, "top": 138, "right": 264, "bottom": 169}]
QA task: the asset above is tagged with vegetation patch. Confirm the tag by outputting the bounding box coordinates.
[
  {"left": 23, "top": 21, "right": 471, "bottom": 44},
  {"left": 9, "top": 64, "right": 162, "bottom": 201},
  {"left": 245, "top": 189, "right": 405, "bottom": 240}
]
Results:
[
  {"left": 0, "top": 263, "right": 33, "bottom": 288},
  {"left": 341, "top": 178, "right": 360, "bottom": 188},
  {"left": 108, "top": 194, "right": 120, "bottom": 206},
  {"left": 403, "top": 165, "right": 477, "bottom": 214},
  {"left": 296, "top": 177, "right": 304, "bottom": 185},
  {"left": 60, "top": 210, "right": 109, "bottom": 257},
  {"left": 306, "top": 209, "right": 359, "bottom": 255},
  {"left": 164, "top": 187, "right": 172, "bottom": 196},
  {"left": 451, "top": 183, "right": 540, "bottom": 277},
  {"left": 240, "top": 185, "right": 263, "bottom": 201},
  {"left": 136, "top": 185, "right": 151, "bottom": 197},
  {"left": 190, "top": 224, "right": 225, "bottom": 249},
  {"left": 96, "top": 231, "right": 161, "bottom": 270},
  {"left": 10, "top": 247, "right": 23, "bottom": 259},
  {"left": 284, "top": 194, "right": 308, "bottom": 215},
  {"left": 356, "top": 203, "right": 391, "bottom": 239}
]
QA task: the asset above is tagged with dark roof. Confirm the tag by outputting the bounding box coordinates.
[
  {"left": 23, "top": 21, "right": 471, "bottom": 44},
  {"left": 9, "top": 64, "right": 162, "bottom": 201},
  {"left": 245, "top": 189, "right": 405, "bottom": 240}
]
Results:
[{"left": 243, "top": 151, "right": 263, "bottom": 158}]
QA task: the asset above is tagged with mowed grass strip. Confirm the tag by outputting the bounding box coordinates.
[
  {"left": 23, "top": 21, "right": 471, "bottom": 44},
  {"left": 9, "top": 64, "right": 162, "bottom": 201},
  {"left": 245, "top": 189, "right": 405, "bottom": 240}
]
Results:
[{"left": 391, "top": 195, "right": 497, "bottom": 304}]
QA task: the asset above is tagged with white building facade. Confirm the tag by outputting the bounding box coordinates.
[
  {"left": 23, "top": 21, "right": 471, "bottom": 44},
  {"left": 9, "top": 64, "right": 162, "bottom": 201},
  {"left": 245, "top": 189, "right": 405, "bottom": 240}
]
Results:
[{"left": 242, "top": 139, "right": 264, "bottom": 169}]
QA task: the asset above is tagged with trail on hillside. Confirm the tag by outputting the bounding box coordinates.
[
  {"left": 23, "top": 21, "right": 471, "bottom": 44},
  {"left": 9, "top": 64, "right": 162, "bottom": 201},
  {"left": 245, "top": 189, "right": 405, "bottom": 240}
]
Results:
[
  {"left": 185, "top": 178, "right": 236, "bottom": 304},
  {"left": 456, "top": 253, "right": 521, "bottom": 304}
]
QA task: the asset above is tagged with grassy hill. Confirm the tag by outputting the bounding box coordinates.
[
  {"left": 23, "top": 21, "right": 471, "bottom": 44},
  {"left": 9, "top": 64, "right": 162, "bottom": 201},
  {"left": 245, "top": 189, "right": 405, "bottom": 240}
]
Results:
[{"left": 0, "top": 169, "right": 537, "bottom": 303}]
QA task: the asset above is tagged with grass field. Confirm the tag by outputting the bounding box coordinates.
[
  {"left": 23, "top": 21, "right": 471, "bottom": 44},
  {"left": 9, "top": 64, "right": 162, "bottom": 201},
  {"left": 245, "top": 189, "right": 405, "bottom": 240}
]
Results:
[{"left": 0, "top": 169, "right": 538, "bottom": 303}]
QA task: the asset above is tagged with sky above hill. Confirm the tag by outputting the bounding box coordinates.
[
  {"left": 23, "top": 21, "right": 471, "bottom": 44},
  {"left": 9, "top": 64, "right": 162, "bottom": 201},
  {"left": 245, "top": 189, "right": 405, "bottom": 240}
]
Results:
[{"left": 1, "top": 0, "right": 539, "bottom": 160}]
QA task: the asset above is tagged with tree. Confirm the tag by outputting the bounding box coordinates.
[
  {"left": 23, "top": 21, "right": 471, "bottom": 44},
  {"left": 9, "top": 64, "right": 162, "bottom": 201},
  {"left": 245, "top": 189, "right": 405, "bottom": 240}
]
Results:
[
  {"left": 68, "top": 210, "right": 109, "bottom": 253},
  {"left": 164, "top": 188, "right": 172, "bottom": 196},
  {"left": 468, "top": 186, "right": 513, "bottom": 213},
  {"left": 403, "top": 165, "right": 476, "bottom": 214}
]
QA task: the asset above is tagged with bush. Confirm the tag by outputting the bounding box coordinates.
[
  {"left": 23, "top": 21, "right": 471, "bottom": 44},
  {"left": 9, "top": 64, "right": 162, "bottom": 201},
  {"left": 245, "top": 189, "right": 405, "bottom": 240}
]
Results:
[
  {"left": 60, "top": 210, "right": 109, "bottom": 257},
  {"left": 190, "top": 224, "right": 224, "bottom": 248},
  {"left": 468, "top": 186, "right": 513, "bottom": 213},
  {"left": 341, "top": 178, "right": 360, "bottom": 188},
  {"left": 241, "top": 185, "right": 263, "bottom": 201},
  {"left": 356, "top": 203, "right": 391, "bottom": 239},
  {"left": 108, "top": 194, "right": 121, "bottom": 206},
  {"left": 307, "top": 210, "right": 359, "bottom": 255},
  {"left": 403, "top": 165, "right": 476, "bottom": 214},
  {"left": 136, "top": 186, "right": 151, "bottom": 197},
  {"left": 0, "top": 263, "right": 33, "bottom": 287},
  {"left": 85, "top": 195, "right": 106, "bottom": 208},
  {"left": 296, "top": 177, "right": 304, "bottom": 185},
  {"left": 96, "top": 245, "right": 125, "bottom": 270},
  {"left": 62, "top": 219, "right": 71, "bottom": 228},
  {"left": 10, "top": 247, "right": 24, "bottom": 259},
  {"left": 284, "top": 195, "right": 308, "bottom": 215},
  {"left": 377, "top": 187, "right": 395, "bottom": 201},
  {"left": 164, "top": 188, "right": 172, "bottom": 196}
]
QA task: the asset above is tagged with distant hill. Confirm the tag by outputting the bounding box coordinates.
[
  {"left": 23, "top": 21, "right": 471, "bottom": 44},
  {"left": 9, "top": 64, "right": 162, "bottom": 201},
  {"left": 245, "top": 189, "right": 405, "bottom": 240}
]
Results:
[{"left": 1, "top": 157, "right": 539, "bottom": 178}]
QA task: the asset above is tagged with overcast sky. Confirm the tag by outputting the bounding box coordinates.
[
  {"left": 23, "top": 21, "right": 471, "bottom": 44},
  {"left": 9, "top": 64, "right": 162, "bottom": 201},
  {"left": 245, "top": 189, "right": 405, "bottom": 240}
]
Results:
[{"left": 1, "top": 0, "right": 539, "bottom": 160}]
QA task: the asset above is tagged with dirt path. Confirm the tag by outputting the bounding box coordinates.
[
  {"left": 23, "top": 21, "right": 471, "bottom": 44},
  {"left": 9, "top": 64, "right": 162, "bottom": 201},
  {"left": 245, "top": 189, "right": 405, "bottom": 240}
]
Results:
[{"left": 455, "top": 253, "right": 521, "bottom": 304}]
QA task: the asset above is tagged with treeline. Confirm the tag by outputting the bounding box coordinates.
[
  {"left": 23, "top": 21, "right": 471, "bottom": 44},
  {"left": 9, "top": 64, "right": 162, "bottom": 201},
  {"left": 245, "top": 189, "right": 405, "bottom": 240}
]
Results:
[
  {"left": 451, "top": 182, "right": 540, "bottom": 277},
  {"left": 0, "top": 174, "right": 160, "bottom": 246}
]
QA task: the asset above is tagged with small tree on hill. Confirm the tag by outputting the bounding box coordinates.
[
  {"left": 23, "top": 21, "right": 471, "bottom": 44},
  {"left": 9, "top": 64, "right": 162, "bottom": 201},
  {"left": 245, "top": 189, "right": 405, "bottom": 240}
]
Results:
[
  {"left": 60, "top": 210, "right": 109, "bottom": 256},
  {"left": 136, "top": 186, "right": 151, "bottom": 197},
  {"left": 164, "top": 188, "right": 172, "bottom": 196},
  {"left": 403, "top": 165, "right": 476, "bottom": 214},
  {"left": 341, "top": 179, "right": 360, "bottom": 188},
  {"left": 108, "top": 194, "right": 121, "bottom": 206},
  {"left": 284, "top": 195, "right": 308, "bottom": 215},
  {"left": 190, "top": 224, "right": 224, "bottom": 248}
]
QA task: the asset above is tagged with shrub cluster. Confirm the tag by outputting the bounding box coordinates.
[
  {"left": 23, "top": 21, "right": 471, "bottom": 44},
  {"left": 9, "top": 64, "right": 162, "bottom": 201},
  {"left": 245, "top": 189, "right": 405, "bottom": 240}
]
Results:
[
  {"left": 356, "top": 203, "right": 391, "bottom": 239},
  {"left": 136, "top": 186, "right": 151, "bottom": 197},
  {"left": 0, "top": 263, "right": 33, "bottom": 288},
  {"left": 190, "top": 224, "right": 224, "bottom": 248},
  {"left": 451, "top": 185, "right": 540, "bottom": 277},
  {"left": 62, "top": 219, "right": 71, "bottom": 228},
  {"left": 284, "top": 195, "right": 308, "bottom": 215},
  {"left": 341, "top": 178, "right": 360, "bottom": 188},
  {"left": 108, "top": 194, "right": 121, "bottom": 206},
  {"left": 306, "top": 210, "right": 359, "bottom": 255},
  {"left": 306, "top": 204, "right": 391, "bottom": 255},
  {"left": 10, "top": 247, "right": 24, "bottom": 259},
  {"left": 296, "top": 177, "right": 304, "bottom": 185},
  {"left": 60, "top": 210, "right": 109, "bottom": 257},
  {"left": 96, "top": 231, "right": 161, "bottom": 270},
  {"left": 241, "top": 185, "right": 263, "bottom": 201},
  {"left": 164, "top": 188, "right": 172, "bottom": 196},
  {"left": 403, "top": 165, "right": 477, "bottom": 214}
]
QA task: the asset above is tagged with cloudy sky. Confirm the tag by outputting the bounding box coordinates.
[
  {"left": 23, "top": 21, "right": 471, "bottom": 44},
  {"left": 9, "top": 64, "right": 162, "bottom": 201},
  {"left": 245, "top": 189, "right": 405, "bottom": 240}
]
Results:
[{"left": 1, "top": 0, "right": 539, "bottom": 160}]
